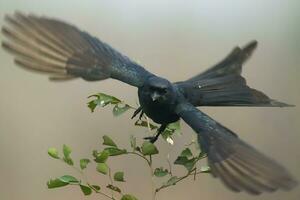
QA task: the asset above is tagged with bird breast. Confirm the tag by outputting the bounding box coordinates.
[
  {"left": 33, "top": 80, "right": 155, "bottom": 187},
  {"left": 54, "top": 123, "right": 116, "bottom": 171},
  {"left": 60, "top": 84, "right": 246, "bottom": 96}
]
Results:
[{"left": 137, "top": 89, "right": 179, "bottom": 124}]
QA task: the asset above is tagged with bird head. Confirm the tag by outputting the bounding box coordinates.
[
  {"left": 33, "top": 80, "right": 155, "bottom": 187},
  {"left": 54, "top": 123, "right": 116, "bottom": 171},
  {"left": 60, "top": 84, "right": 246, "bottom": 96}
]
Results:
[{"left": 144, "top": 76, "right": 174, "bottom": 104}]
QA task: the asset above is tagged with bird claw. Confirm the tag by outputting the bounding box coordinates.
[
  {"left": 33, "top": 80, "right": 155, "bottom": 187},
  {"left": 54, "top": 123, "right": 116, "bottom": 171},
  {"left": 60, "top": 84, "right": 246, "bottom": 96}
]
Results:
[
  {"left": 143, "top": 136, "right": 158, "bottom": 143},
  {"left": 131, "top": 106, "right": 144, "bottom": 120}
]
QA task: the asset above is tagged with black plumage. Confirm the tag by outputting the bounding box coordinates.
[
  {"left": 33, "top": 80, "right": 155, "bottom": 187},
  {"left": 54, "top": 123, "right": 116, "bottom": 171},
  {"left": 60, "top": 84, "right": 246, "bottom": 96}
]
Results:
[{"left": 1, "top": 12, "right": 297, "bottom": 195}]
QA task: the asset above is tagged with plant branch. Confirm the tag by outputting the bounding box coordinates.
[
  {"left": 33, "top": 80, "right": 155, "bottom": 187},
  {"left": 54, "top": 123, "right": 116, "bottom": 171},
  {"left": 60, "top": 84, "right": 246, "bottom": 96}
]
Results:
[
  {"left": 166, "top": 154, "right": 173, "bottom": 176},
  {"left": 155, "top": 168, "right": 197, "bottom": 193},
  {"left": 88, "top": 184, "right": 115, "bottom": 200},
  {"left": 127, "top": 151, "right": 151, "bottom": 166}
]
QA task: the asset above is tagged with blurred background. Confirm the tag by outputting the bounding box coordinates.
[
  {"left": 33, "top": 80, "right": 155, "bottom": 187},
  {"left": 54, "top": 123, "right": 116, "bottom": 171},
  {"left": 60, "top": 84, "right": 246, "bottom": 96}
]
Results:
[{"left": 0, "top": 0, "right": 299, "bottom": 199}]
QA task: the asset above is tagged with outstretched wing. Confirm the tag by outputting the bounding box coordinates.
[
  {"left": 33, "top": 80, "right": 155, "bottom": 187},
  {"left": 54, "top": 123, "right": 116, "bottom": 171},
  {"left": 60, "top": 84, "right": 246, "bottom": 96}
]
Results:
[
  {"left": 1, "top": 12, "right": 154, "bottom": 87},
  {"left": 175, "top": 101, "right": 297, "bottom": 194},
  {"left": 175, "top": 41, "right": 292, "bottom": 107}
]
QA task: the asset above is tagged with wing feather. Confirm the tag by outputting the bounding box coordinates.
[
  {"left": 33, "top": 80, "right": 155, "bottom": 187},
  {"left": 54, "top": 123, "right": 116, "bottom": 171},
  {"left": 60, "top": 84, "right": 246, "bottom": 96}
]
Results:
[
  {"left": 175, "top": 102, "right": 297, "bottom": 194},
  {"left": 176, "top": 41, "right": 292, "bottom": 107},
  {"left": 2, "top": 12, "right": 153, "bottom": 86}
]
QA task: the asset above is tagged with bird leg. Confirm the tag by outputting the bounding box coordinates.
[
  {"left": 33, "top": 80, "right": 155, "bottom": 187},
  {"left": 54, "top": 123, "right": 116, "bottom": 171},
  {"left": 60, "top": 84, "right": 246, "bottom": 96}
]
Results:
[
  {"left": 139, "top": 110, "right": 144, "bottom": 120},
  {"left": 144, "top": 124, "right": 167, "bottom": 143},
  {"left": 131, "top": 106, "right": 144, "bottom": 120}
]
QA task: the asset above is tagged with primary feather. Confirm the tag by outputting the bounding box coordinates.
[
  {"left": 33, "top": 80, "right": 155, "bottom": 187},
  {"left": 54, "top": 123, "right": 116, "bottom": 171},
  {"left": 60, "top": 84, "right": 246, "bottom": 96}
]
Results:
[
  {"left": 2, "top": 12, "right": 153, "bottom": 86},
  {"left": 175, "top": 102, "right": 297, "bottom": 194}
]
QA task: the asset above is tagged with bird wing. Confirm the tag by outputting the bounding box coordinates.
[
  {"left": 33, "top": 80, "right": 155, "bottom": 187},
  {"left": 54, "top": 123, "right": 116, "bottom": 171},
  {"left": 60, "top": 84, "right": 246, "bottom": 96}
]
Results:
[
  {"left": 1, "top": 12, "right": 154, "bottom": 87},
  {"left": 175, "top": 41, "right": 292, "bottom": 107},
  {"left": 175, "top": 101, "right": 297, "bottom": 194}
]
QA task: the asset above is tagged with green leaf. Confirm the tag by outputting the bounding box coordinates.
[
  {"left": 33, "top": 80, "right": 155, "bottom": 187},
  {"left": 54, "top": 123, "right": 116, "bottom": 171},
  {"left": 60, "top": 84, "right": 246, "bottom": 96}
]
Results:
[
  {"left": 97, "top": 163, "right": 109, "bottom": 175},
  {"left": 63, "top": 157, "right": 74, "bottom": 166},
  {"left": 161, "top": 121, "right": 181, "bottom": 141},
  {"left": 113, "top": 103, "right": 131, "bottom": 116},
  {"left": 87, "top": 93, "right": 121, "bottom": 112},
  {"left": 174, "top": 156, "right": 189, "bottom": 165},
  {"left": 87, "top": 100, "right": 98, "bottom": 112},
  {"left": 80, "top": 184, "right": 92, "bottom": 196},
  {"left": 130, "top": 135, "right": 136, "bottom": 150},
  {"left": 135, "top": 146, "right": 141, "bottom": 152},
  {"left": 183, "top": 160, "right": 196, "bottom": 171},
  {"left": 167, "top": 121, "right": 180, "bottom": 131},
  {"left": 94, "top": 150, "right": 109, "bottom": 163},
  {"left": 48, "top": 147, "right": 59, "bottom": 159},
  {"left": 62, "top": 144, "right": 73, "bottom": 165},
  {"left": 161, "top": 129, "right": 174, "bottom": 142},
  {"left": 80, "top": 159, "right": 90, "bottom": 170},
  {"left": 180, "top": 148, "right": 193, "bottom": 158},
  {"left": 154, "top": 167, "right": 169, "bottom": 177},
  {"left": 114, "top": 171, "right": 125, "bottom": 182},
  {"left": 134, "top": 120, "right": 158, "bottom": 130},
  {"left": 90, "top": 184, "right": 101, "bottom": 191},
  {"left": 200, "top": 166, "right": 211, "bottom": 173},
  {"left": 164, "top": 176, "right": 179, "bottom": 187},
  {"left": 121, "top": 194, "right": 138, "bottom": 200},
  {"left": 47, "top": 178, "right": 69, "bottom": 189},
  {"left": 104, "top": 147, "right": 127, "bottom": 156},
  {"left": 106, "top": 184, "right": 121, "bottom": 193},
  {"left": 198, "top": 151, "right": 207, "bottom": 159},
  {"left": 174, "top": 156, "right": 196, "bottom": 171},
  {"left": 141, "top": 141, "right": 159, "bottom": 155},
  {"left": 63, "top": 144, "right": 72, "bottom": 158},
  {"left": 102, "top": 135, "right": 117, "bottom": 147},
  {"left": 92, "top": 150, "right": 99, "bottom": 158},
  {"left": 59, "top": 175, "right": 79, "bottom": 183}
]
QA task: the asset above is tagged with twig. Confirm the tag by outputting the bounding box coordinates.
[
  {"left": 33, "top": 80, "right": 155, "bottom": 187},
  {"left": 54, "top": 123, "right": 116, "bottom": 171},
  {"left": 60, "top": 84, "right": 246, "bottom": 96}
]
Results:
[
  {"left": 58, "top": 158, "right": 115, "bottom": 200},
  {"left": 155, "top": 168, "right": 197, "bottom": 193},
  {"left": 127, "top": 152, "right": 151, "bottom": 166},
  {"left": 149, "top": 155, "right": 156, "bottom": 200},
  {"left": 166, "top": 154, "right": 173, "bottom": 176},
  {"left": 108, "top": 167, "right": 115, "bottom": 198},
  {"left": 88, "top": 184, "right": 115, "bottom": 200}
]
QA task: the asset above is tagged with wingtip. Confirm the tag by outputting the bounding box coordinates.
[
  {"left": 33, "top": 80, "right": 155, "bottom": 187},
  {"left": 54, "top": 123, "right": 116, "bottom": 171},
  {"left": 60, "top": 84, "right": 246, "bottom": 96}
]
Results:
[
  {"left": 243, "top": 40, "right": 258, "bottom": 52},
  {"left": 270, "top": 99, "right": 295, "bottom": 107},
  {"left": 1, "top": 41, "right": 11, "bottom": 52}
]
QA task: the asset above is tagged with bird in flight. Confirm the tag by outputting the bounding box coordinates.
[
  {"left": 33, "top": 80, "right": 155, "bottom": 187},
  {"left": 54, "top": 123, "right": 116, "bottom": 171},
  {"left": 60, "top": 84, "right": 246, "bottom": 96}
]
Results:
[{"left": 2, "top": 12, "right": 297, "bottom": 195}]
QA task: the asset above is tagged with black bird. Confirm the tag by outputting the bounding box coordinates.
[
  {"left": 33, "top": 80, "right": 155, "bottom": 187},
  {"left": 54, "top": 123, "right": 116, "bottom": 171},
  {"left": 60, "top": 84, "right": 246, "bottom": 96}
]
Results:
[{"left": 2, "top": 12, "right": 297, "bottom": 195}]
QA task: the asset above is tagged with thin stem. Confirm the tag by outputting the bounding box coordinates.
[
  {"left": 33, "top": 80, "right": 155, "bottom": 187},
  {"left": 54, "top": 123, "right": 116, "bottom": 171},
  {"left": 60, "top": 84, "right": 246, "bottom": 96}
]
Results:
[
  {"left": 166, "top": 154, "right": 173, "bottom": 176},
  {"left": 58, "top": 158, "right": 87, "bottom": 180},
  {"left": 126, "top": 151, "right": 156, "bottom": 200},
  {"left": 127, "top": 152, "right": 151, "bottom": 166},
  {"left": 149, "top": 155, "right": 156, "bottom": 200},
  {"left": 155, "top": 155, "right": 205, "bottom": 194},
  {"left": 155, "top": 168, "right": 197, "bottom": 193},
  {"left": 58, "top": 159, "right": 115, "bottom": 200},
  {"left": 88, "top": 184, "right": 115, "bottom": 200},
  {"left": 193, "top": 168, "right": 197, "bottom": 180},
  {"left": 108, "top": 167, "right": 115, "bottom": 199}
]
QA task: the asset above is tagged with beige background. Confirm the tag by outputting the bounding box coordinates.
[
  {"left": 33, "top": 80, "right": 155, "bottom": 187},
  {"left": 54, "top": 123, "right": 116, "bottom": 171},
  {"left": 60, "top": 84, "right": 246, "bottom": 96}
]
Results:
[{"left": 0, "top": 0, "right": 299, "bottom": 200}]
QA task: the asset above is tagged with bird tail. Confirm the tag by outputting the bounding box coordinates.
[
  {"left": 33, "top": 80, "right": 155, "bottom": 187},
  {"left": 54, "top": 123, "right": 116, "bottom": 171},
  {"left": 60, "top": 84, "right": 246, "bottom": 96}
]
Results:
[{"left": 181, "top": 41, "right": 293, "bottom": 107}]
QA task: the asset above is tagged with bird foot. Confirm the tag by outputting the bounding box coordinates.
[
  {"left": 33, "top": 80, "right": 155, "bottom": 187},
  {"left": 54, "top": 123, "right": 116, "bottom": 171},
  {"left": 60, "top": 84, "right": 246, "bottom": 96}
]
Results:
[
  {"left": 143, "top": 136, "right": 158, "bottom": 143},
  {"left": 131, "top": 106, "right": 144, "bottom": 120}
]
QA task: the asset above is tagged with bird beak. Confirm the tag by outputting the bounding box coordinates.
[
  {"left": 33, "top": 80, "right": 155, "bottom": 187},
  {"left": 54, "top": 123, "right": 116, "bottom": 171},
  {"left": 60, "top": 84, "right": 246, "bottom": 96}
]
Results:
[{"left": 151, "top": 92, "right": 160, "bottom": 101}]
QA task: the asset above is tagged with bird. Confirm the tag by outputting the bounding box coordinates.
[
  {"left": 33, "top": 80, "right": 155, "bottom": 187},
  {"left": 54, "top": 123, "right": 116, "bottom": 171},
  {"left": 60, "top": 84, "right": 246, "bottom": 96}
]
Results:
[{"left": 1, "top": 12, "right": 298, "bottom": 195}]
